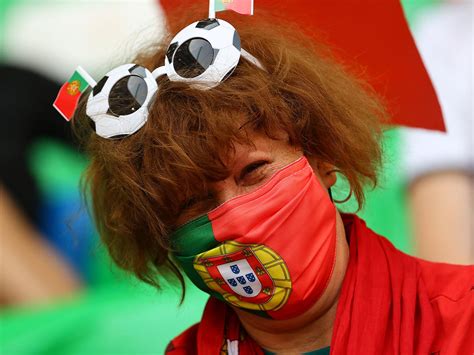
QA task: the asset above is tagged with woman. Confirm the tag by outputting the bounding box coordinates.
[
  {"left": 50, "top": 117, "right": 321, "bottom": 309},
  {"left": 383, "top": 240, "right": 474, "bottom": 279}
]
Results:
[{"left": 73, "top": 11, "right": 472, "bottom": 354}]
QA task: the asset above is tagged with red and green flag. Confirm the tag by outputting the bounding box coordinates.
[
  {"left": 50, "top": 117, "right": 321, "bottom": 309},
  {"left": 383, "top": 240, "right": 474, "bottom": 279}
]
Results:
[
  {"left": 53, "top": 66, "right": 96, "bottom": 121},
  {"left": 162, "top": 0, "right": 445, "bottom": 131},
  {"left": 212, "top": 0, "right": 254, "bottom": 15}
]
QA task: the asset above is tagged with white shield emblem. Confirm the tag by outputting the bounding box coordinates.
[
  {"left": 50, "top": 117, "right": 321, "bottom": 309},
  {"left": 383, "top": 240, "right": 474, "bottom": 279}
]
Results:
[{"left": 217, "top": 259, "right": 262, "bottom": 298}]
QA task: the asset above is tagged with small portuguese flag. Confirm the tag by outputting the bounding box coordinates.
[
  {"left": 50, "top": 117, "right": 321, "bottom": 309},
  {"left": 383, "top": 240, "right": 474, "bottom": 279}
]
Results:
[
  {"left": 214, "top": 0, "right": 254, "bottom": 15},
  {"left": 53, "top": 66, "right": 96, "bottom": 121}
]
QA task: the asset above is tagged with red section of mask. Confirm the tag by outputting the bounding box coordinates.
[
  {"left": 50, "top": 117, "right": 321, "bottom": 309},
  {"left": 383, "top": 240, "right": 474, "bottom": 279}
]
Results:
[{"left": 208, "top": 158, "right": 337, "bottom": 319}]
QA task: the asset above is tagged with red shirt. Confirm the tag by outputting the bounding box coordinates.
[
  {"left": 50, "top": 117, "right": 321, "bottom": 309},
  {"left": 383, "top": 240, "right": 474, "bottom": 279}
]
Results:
[{"left": 167, "top": 215, "right": 473, "bottom": 354}]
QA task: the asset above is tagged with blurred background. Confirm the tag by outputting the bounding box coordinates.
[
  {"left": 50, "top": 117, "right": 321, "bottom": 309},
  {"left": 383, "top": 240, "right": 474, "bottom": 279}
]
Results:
[{"left": 0, "top": 0, "right": 472, "bottom": 353}]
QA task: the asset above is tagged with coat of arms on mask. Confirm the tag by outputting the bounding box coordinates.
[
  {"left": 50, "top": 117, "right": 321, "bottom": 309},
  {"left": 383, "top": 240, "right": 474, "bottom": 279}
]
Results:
[{"left": 193, "top": 241, "right": 292, "bottom": 311}]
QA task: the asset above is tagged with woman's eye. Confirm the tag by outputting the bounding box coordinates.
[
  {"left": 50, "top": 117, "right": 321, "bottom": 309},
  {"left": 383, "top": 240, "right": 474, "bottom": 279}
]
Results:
[
  {"left": 239, "top": 160, "right": 269, "bottom": 183},
  {"left": 177, "top": 193, "right": 216, "bottom": 225},
  {"left": 180, "top": 192, "right": 214, "bottom": 211}
]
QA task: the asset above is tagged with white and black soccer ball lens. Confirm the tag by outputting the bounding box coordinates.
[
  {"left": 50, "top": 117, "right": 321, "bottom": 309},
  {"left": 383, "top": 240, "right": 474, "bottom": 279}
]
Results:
[
  {"left": 86, "top": 64, "right": 158, "bottom": 139},
  {"left": 165, "top": 18, "right": 241, "bottom": 89}
]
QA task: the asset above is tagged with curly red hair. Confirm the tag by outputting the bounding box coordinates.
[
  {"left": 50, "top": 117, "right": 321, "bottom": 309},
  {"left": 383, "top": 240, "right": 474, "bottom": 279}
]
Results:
[{"left": 73, "top": 10, "right": 386, "bottom": 293}]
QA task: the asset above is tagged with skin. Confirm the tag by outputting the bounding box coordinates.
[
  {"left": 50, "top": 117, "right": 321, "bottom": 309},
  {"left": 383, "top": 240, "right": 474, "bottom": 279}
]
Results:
[
  {"left": 179, "top": 130, "right": 350, "bottom": 353},
  {"left": 409, "top": 171, "right": 473, "bottom": 264},
  {"left": 0, "top": 185, "right": 82, "bottom": 306}
]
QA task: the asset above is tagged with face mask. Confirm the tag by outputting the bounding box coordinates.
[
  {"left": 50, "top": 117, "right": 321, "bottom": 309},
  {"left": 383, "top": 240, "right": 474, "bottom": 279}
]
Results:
[{"left": 171, "top": 157, "right": 337, "bottom": 320}]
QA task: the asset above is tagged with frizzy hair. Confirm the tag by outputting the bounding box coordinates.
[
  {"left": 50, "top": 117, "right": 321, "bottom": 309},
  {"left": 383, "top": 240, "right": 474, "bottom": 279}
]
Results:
[{"left": 73, "top": 10, "right": 386, "bottom": 294}]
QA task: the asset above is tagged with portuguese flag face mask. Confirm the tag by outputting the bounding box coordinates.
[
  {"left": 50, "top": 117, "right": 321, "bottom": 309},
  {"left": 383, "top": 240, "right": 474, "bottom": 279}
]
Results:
[{"left": 171, "top": 157, "right": 337, "bottom": 320}]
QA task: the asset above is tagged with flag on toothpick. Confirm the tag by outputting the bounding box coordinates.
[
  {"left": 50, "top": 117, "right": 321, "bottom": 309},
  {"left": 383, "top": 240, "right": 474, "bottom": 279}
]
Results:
[
  {"left": 210, "top": 0, "right": 254, "bottom": 17},
  {"left": 53, "top": 66, "right": 96, "bottom": 121}
]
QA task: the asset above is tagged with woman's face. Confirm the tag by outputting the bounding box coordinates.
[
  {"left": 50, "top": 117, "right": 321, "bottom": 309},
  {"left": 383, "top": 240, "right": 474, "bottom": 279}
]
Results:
[
  {"left": 176, "top": 129, "right": 335, "bottom": 226},
  {"left": 173, "top": 128, "right": 346, "bottom": 326}
]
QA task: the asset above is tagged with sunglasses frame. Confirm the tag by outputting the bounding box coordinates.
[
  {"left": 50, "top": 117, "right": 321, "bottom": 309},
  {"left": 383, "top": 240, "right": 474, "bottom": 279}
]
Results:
[{"left": 86, "top": 18, "right": 264, "bottom": 139}]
